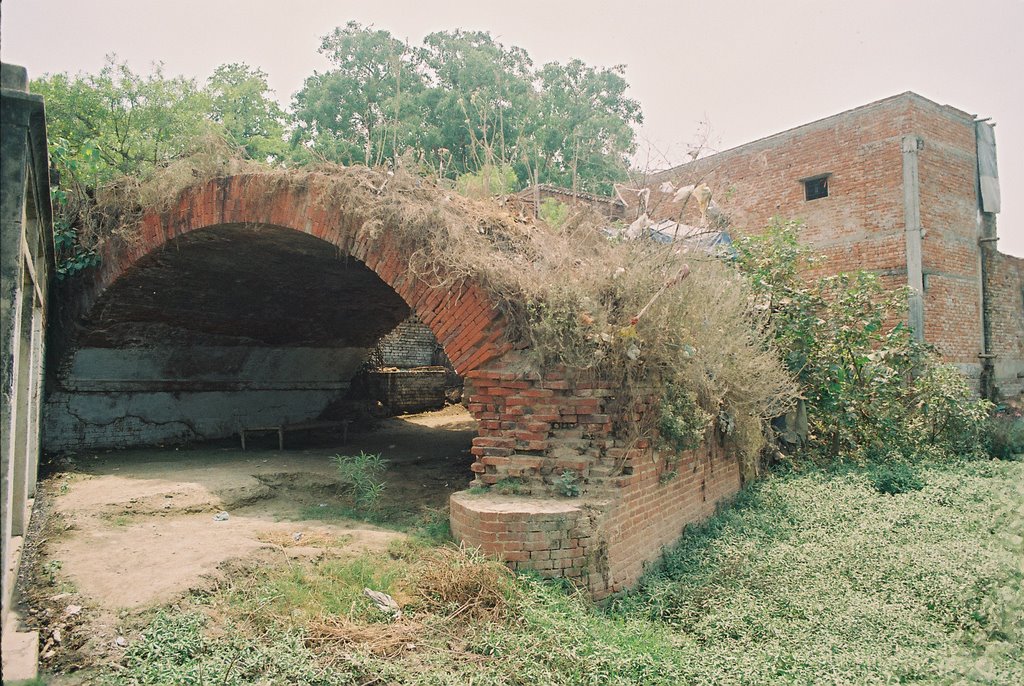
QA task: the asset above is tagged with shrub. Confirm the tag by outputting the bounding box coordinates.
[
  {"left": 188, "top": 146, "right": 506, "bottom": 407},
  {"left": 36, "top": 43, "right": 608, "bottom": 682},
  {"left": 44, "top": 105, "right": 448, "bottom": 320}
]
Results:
[
  {"left": 869, "top": 462, "right": 926, "bottom": 495},
  {"left": 987, "top": 414, "right": 1024, "bottom": 460},
  {"left": 734, "top": 220, "right": 993, "bottom": 463},
  {"left": 538, "top": 197, "right": 569, "bottom": 228},
  {"left": 657, "top": 384, "right": 711, "bottom": 453}
]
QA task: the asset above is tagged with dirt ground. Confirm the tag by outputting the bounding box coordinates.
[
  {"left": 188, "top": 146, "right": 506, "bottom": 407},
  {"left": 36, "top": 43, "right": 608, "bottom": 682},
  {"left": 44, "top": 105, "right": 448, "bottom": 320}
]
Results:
[{"left": 18, "top": 406, "right": 476, "bottom": 677}]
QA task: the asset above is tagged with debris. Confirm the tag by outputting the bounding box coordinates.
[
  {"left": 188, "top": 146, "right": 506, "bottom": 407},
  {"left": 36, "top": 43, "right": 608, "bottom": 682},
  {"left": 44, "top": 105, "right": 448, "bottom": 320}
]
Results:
[
  {"left": 292, "top": 532, "right": 303, "bottom": 542},
  {"left": 673, "top": 183, "right": 695, "bottom": 204},
  {"left": 363, "top": 588, "right": 402, "bottom": 619},
  {"left": 693, "top": 183, "right": 713, "bottom": 224},
  {"left": 213, "top": 511, "right": 229, "bottom": 522},
  {"left": 625, "top": 212, "right": 650, "bottom": 240}
]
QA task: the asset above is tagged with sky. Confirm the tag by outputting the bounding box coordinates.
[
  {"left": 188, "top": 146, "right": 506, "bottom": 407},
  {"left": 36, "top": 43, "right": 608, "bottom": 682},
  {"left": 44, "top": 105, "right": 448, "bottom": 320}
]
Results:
[{"left": 3, "top": 0, "right": 1023, "bottom": 256}]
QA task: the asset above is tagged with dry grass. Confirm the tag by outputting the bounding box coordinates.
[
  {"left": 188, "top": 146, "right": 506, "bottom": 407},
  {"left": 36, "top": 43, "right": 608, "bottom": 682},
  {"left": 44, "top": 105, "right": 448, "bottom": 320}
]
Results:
[
  {"left": 307, "top": 616, "right": 424, "bottom": 659},
  {"left": 256, "top": 530, "right": 353, "bottom": 549},
  {"left": 410, "top": 545, "right": 514, "bottom": 620},
  {"left": 76, "top": 141, "right": 798, "bottom": 464}
]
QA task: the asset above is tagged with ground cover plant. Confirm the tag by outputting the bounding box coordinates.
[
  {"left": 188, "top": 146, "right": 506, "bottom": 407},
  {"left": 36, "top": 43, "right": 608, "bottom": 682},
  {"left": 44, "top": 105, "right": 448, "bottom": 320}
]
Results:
[{"left": 71, "top": 458, "right": 1021, "bottom": 685}]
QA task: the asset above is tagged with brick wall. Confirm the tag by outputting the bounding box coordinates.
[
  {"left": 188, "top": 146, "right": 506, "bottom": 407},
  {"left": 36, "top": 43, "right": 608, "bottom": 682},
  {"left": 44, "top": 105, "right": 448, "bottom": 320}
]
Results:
[
  {"left": 989, "top": 251, "right": 1024, "bottom": 397},
  {"left": 639, "top": 92, "right": 1021, "bottom": 393},
  {"left": 455, "top": 358, "right": 746, "bottom": 597},
  {"left": 374, "top": 315, "right": 437, "bottom": 368},
  {"left": 366, "top": 368, "right": 448, "bottom": 414}
]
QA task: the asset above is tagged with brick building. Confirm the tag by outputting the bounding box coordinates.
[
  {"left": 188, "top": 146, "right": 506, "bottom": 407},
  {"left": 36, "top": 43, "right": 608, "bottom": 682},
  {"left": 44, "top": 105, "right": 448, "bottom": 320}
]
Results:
[{"left": 628, "top": 92, "right": 1023, "bottom": 399}]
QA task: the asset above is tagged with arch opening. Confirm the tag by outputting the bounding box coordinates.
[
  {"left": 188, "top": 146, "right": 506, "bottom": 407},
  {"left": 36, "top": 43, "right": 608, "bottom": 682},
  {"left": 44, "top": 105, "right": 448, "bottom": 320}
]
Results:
[{"left": 44, "top": 223, "right": 478, "bottom": 517}]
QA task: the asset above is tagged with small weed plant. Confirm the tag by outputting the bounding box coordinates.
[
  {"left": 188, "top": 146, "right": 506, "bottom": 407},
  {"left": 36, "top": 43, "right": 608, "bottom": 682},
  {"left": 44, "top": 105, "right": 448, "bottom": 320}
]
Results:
[
  {"left": 557, "top": 470, "right": 582, "bottom": 497},
  {"left": 330, "top": 451, "right": 387, "bottom": 511}
]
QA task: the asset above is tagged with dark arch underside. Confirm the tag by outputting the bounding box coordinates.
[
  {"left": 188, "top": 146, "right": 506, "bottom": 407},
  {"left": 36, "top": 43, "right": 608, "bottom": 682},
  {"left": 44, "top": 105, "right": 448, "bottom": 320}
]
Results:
[{"left": 82, "top": 223, "right": 410, "bottom": 348}]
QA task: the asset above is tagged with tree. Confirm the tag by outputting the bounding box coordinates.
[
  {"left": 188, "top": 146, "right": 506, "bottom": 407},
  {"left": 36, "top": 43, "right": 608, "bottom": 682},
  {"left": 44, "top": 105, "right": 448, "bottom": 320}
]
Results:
[
  {"left": 527, "top": 60, "right": 643, "bottom": 194},
  {"left": 417, "top": 30, "right": 534, "bottom": 180},
  {"left": 291, "top": 23, "right": 645, "bottom": 194},
  {"left": 32, "top": 55, "right": 213, "bottom": 182},
  {"left": 206, "top": 63, "right": 287, "bottom": 163},
  {"left": 32, "top": 57, "right": 216, "bottom": 277},
  {"left": 291, "top": 21, "right": 426, "bottom": 166}
]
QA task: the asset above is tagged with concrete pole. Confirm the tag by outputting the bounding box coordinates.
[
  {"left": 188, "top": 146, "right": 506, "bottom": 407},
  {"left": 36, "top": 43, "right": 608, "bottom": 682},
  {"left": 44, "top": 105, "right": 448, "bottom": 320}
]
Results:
[{"left": 901, "top": 135, "right": 926, "bottom": 341}]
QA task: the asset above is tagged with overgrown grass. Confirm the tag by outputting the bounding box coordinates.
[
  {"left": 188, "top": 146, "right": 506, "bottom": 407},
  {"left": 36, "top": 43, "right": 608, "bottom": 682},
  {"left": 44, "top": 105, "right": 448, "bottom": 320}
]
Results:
[{"left": 614, "top": 458, "right": 1024, "bottom": 684}]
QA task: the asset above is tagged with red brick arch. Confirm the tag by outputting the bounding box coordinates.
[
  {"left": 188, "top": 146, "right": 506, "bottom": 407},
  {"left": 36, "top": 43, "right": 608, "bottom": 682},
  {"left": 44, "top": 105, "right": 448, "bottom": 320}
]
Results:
[
  {"left": 69, "top": 172, "right": 746, "bottom": 598},
  {"left": 87, "top": 173, "right": 511, "bottom": 376}
]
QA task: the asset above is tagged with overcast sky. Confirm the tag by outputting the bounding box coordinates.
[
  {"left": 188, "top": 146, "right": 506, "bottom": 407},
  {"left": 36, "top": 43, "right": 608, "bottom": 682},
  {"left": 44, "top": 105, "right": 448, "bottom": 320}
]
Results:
[{"left": 3, "top": 0, "right": 1022, "bottom": 255}]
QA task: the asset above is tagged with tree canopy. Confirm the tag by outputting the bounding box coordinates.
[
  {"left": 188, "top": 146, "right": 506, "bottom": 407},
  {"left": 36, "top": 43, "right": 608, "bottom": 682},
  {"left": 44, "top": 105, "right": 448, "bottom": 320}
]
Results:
[
  {"left": 291, "top": 22, "right": 643, "bottom": 193},
  {"left": 31, "top": 23, "right": 645, "bottom": 263}
]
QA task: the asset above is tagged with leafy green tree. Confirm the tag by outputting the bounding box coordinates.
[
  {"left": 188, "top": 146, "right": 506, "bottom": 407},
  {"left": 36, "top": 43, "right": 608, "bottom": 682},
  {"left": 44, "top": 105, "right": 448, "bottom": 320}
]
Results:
[
  {"left": 32, "top": 56, "right": 213, "bottom": 181},
  {"left": 292, "top": 23, "right": 643, "bottom": 193},
  {"left": 206, "top": 63, "right": 287, "bottom": 163},
  {"left": 527, "top": 60, "right": 642, "bottom": 194},
  {"left": 417, "top": 30, "right": 534, "bottom": 179},
  {"left": 291, "top": 21, "right": 426, "bottom": 166},
  {"left": 33, "top": 57, "right": 216, "bottom": 276}
]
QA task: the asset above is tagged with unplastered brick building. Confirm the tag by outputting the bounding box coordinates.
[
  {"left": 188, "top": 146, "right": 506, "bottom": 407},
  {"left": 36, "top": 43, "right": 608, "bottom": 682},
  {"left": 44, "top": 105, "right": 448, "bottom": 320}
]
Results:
[{"left": 630, "top": 92, "right": 1023, "bottom": 399}]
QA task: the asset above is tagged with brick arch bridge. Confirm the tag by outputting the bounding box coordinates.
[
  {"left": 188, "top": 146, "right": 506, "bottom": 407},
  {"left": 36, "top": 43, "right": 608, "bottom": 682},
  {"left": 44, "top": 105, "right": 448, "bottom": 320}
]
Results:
[{"left": 47, "top": 172, "right": 742, "bottom": 597}]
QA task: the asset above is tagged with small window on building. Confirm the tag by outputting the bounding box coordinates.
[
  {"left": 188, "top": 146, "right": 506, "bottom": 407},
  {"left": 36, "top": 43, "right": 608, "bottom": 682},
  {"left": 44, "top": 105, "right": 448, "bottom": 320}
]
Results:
[{"left": 803, "top": 174, "right": 830, "bottom": 201}]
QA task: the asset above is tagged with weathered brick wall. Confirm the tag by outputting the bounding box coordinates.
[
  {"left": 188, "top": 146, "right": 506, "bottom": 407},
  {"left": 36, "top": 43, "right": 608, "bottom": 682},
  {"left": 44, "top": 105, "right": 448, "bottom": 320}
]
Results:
[
  {"left": 646, "top": 93, "right": 915, "bottom": 281},
  {"left": 366, "top": 368, "right": 448, "bottom": 414},
  {"left": 600, "top": 437, "right": 739, "bottom": 594},
  {"left": 642, "top": 93, "right": 1023, "bottom": 385},
  {"left": 990, "top": 251, "right": 1024, "bottom": 397},
  {"left": 450, "top": 493, "right": 596, "bottom": 582},
  {"left": 374, "top": 315, "right": 437, "bottom": 368},
  {"left": 456, "top": 359, "right": 745, "bottom": 596},
  {"left": 912, "top": 101, "right": 985, "bottom": 366}
]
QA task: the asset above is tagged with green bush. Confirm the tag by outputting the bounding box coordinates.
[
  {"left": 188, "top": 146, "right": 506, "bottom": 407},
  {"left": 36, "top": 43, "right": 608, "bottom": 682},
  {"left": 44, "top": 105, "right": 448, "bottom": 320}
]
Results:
[
  {"left": 657, "top": 384, "right": 712, "bottom": 453},
  {"left": 538, "top": 197, "right": 569, "bottom": 228},
  {"left": 987, "top": 414, "right": 1024, "bottom": 460},
  {"left": 734, "top": 220, "right": 993, "bottom": 464},
  {"left": 869, "top": 461, "right": 925, "bottom": 495}
]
